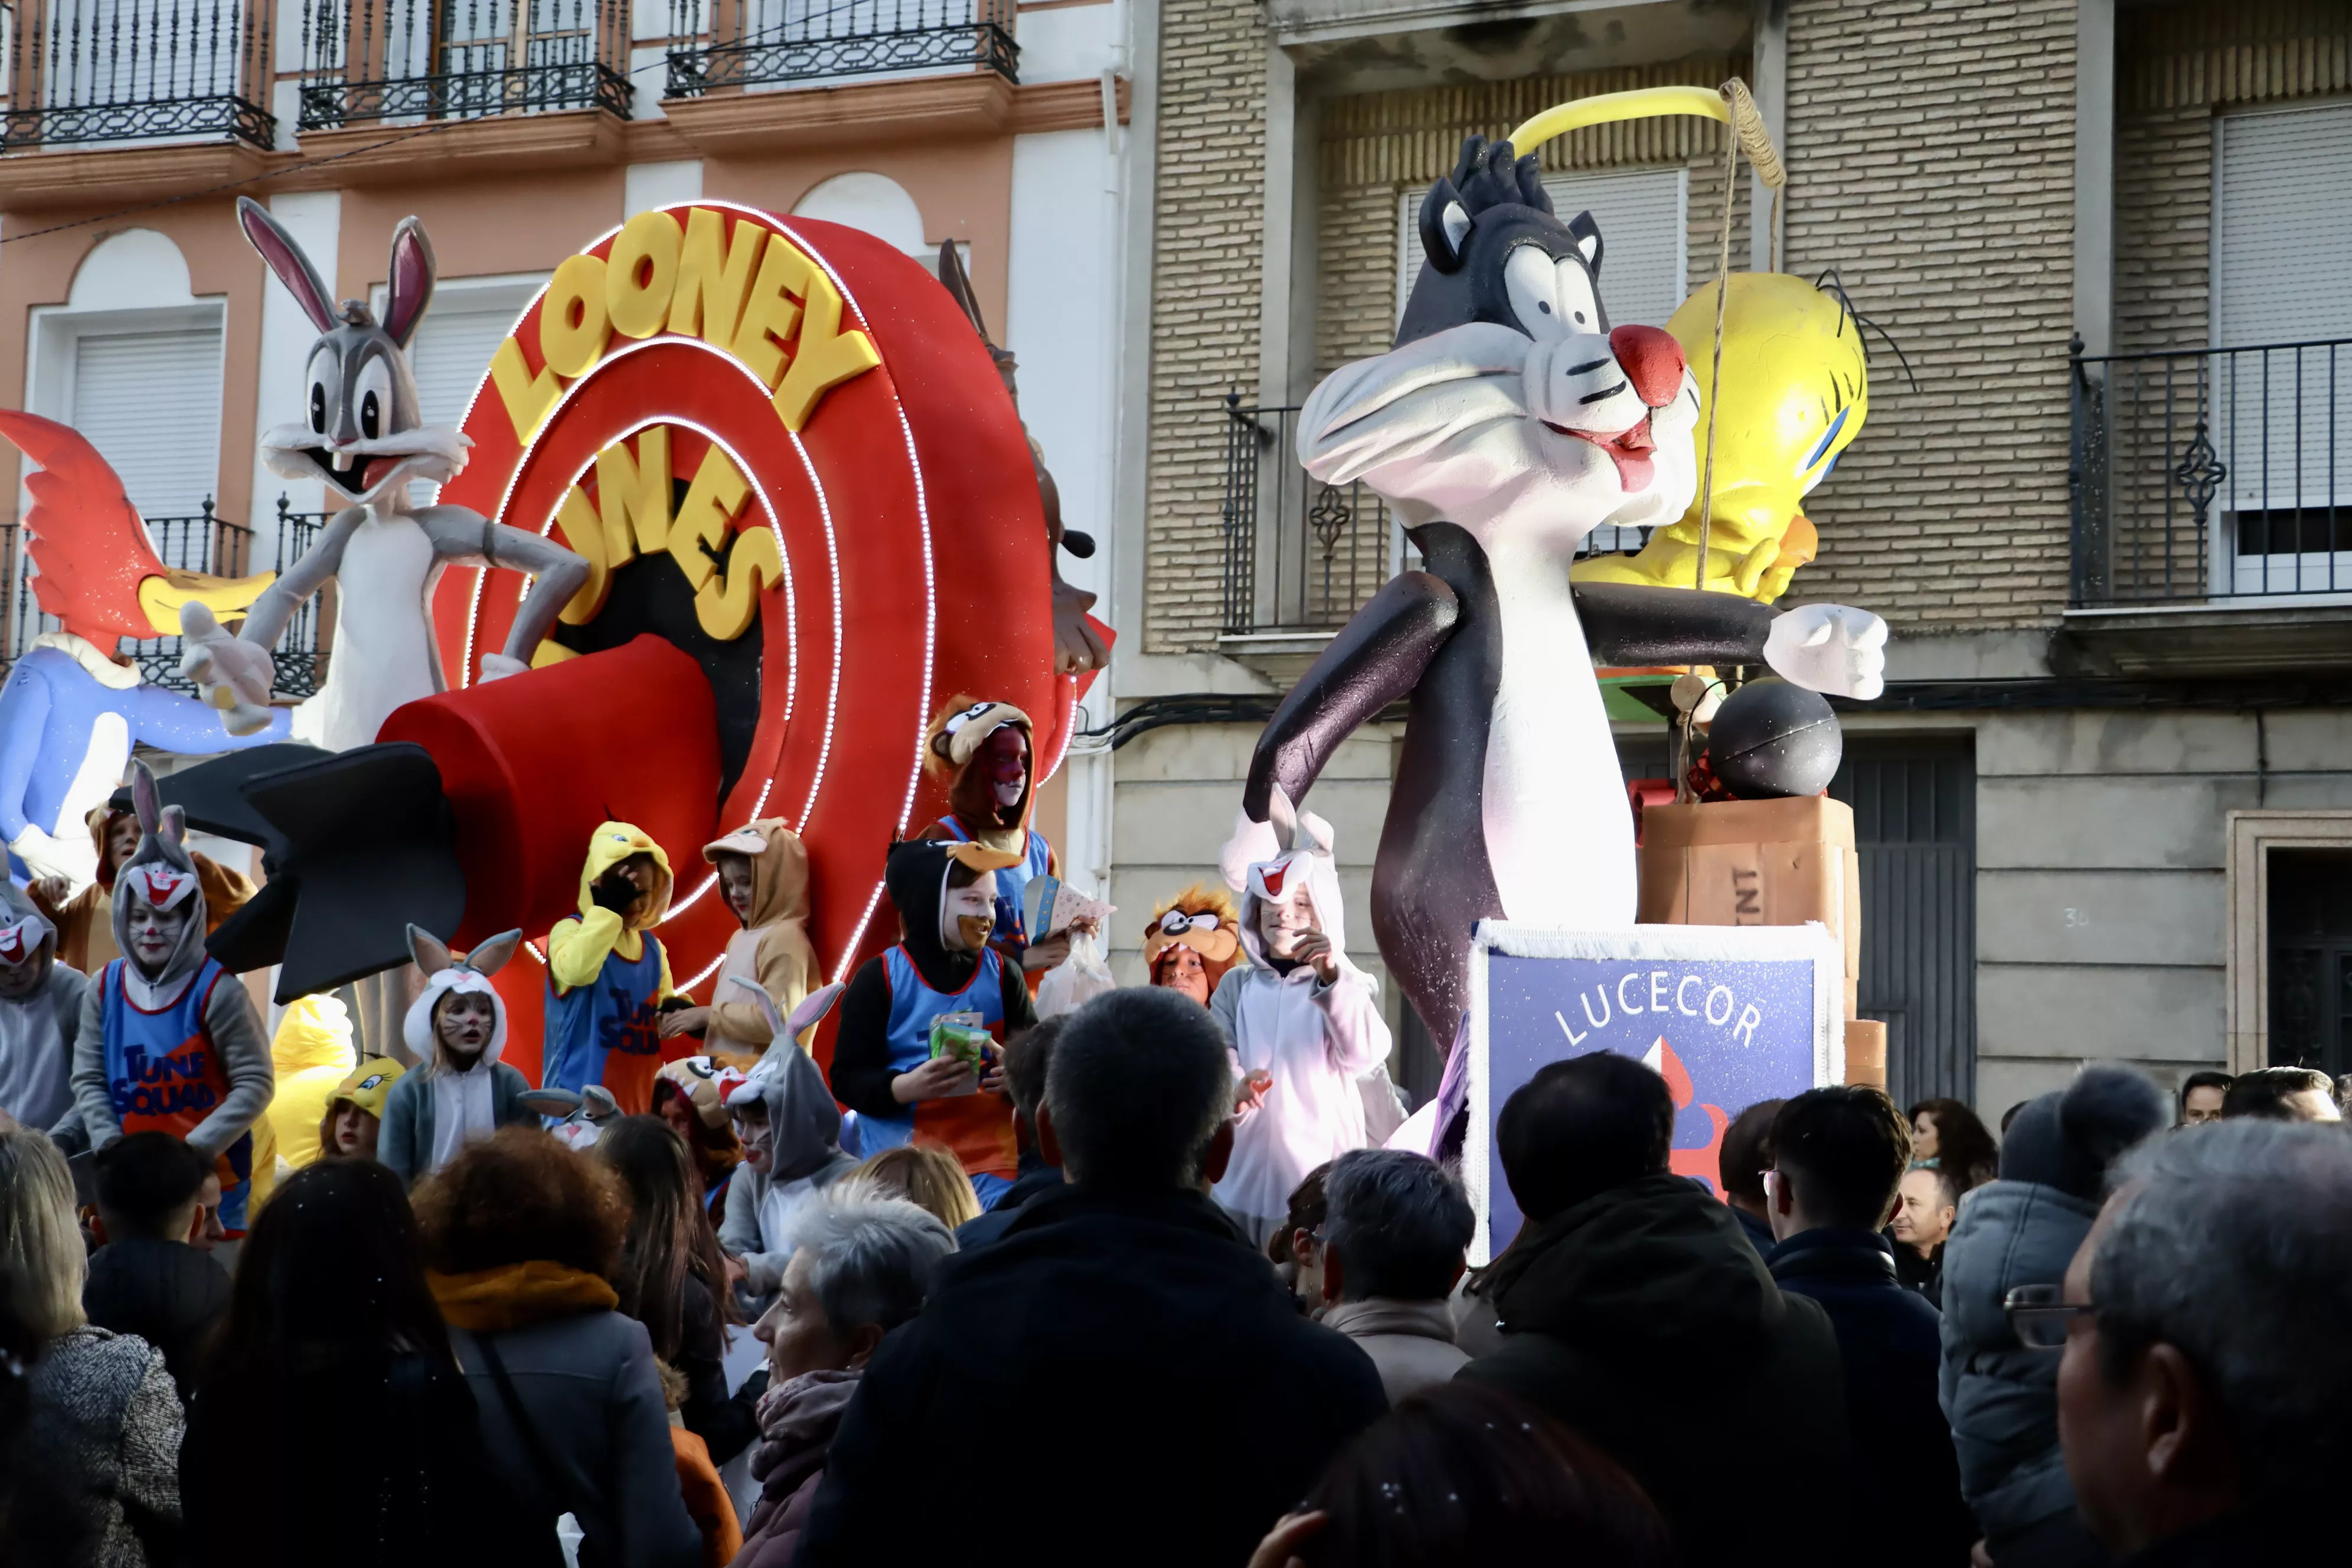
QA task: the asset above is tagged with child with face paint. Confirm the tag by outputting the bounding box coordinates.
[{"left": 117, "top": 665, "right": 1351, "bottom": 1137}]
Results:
[
  {"left": 825, "top": 838, "right": 1040, "bottom": 1208},
  {"left": 70, "top": 763, "right": 275, "bottom": 1236},
  {"left": 378, "top": 925, "right": 535, "bottom": 1185},
  {"left": 1142, "top": 884, "right": 1244, "bottom": 1010},
  {"left": 0, "top": 881, "right": 89, "bottom": 1137},
  {"left": 1207, "top": 790, "right": 1393, "bottom": 1251},
  {"left": 28, "top": 801, "right": 256, "bottom": 976},
  {"left": 917, "top": 698, "right": 1090, "bottom": 978},
  {"left": 544, "top": 821, "right": 680, "bottom": 1116},
  {"left": 658, "top": 821, "right": 822, "bottom": 1069}
]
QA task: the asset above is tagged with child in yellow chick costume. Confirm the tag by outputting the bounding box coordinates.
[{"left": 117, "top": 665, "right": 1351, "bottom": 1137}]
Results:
[{"left": 1572, "top": 272, "right": 1877, "bottom": 604}]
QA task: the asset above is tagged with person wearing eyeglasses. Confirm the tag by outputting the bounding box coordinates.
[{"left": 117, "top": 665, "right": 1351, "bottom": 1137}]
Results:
[
  {"left": 2011, "top": 1119, "right": 2352, "bottom": 1564},
  {"left": 1762, "top": 1087, "right": 1975, "bottom": 1567},
  {"left": 1938, "top": 1066, "right": 2170, "bottom": 1568}
]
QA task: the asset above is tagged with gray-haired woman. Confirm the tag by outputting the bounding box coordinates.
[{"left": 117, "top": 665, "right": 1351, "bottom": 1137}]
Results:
[{"left": 729, "top": 1193, "right": 956, "bottom": 1568}]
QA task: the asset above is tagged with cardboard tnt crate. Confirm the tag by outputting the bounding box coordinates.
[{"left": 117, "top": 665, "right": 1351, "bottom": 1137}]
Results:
[{"left": 1636, "top": 797, "right": 1867, "bottom": 1071}]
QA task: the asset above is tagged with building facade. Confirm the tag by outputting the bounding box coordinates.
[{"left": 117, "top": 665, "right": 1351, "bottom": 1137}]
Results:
[
  {"left": 1101, "top": 0, "right": 2352, "bottom": 1115},
  {"left": 0, "top": 0, "right": 1133, "bottom": 860}
]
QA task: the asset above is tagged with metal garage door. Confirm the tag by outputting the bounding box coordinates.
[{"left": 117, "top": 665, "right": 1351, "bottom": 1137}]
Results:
[{"left": 1828, "top": 740, "right": 1978, "bottom": 1108}]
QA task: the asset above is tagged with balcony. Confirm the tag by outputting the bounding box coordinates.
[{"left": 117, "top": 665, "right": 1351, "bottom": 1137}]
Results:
[
  {"left": 0, "top": 0, "right": 273, "bottom": 151},
  {"left": 1, "top": 496, "right": 331, "bottom": 698},
  {"left": 2067, "top": 335, "right": 2352, "bottom": 677},
  {"left": 1215, "top": 393, "right": 1654, "bottom": 684},
  {"left": 296, "top": 0, "right": 631, "bottom": 131},
  {"left": 664, "top": 0, "right": 1017, "bottom": 99}
]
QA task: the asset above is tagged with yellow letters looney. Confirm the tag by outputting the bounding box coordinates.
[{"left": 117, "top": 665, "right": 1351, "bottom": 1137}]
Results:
[{"left": 490, "top": 207, "right": 880, "bottom": 445}]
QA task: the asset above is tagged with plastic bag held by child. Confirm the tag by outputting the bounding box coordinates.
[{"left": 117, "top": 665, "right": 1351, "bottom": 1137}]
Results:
[{"left": 1034, "top": 929, "right": 1116, "bottom": 1020}]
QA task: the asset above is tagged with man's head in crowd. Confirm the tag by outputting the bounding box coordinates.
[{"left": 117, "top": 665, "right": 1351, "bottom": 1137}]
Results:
[
  {"left": 2177, "top": 1070, "right": 2232, "bottom": 1126},
  {"left": 1765, "top": 1087, "right": 1911, "bottom": 1241},
  {"left": 1890, "top": 1165, "right": 1958, "bottom": 1257},
  {"left": 1318, "top": 1149, "right": 1474, "bottom": 1308},
  {"left": 1039, "top": 988, "right": 1233, "bottom": 1194},
  {"left": 2219, "top": 1067, "right": 2339, "bottom": 1123},
  {"left": 1002, "top": 1015, "right": 1064, "bottom": 1164},
  {"left": 2059, "top": 1119, "right": 2352, "bottom": 1557},
  {"left": 94, "top": 1131, "right": 212, "bottom": 1245},
  {"left": 1719, "top": 1097, "right": 1785, "bottom": 1224},
  {"left": 1496, "top": 1053, "right": 1672, "bottom": 1223}
]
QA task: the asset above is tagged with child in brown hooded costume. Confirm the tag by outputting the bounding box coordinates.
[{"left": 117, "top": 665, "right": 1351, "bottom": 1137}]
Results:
[
  {"left": 659, "top": 820, "right": 822, "bottom": 1068},
  {"left": 916, "top": 697, "right": 1081, "bottom": 979}
]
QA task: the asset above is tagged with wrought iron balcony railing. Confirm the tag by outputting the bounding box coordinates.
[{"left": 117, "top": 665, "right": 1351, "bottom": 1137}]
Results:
[
  {"left": 1, "top": 495, "right": 334, "bottom": 698},
  {"left": 0, "top": 0, "right": 273, "bottom": 151},
  {"left": 1216, "top": 394, "right": 1653, "bottom": 638},
  {"left": 2071, "top": 335, "right": 2352, "bottom": 607},
  {"left": 664, "top": 0, "right": 1016, "bottom": 99},
  {"left": 297, "top": 0, "right": 630, "bottom": 132}
]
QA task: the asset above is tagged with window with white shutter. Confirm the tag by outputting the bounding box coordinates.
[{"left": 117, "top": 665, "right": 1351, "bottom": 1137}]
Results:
[
  {"left": 2212, "top": 102, "right": 2352, "bottom": 586},
  {"left": 66, "top": 326, "right": 224, "bottom": 520}
]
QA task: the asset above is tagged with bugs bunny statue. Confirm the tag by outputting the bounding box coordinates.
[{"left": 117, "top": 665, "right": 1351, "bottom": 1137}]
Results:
[{"left": 181, "top": 198, "right": 587, "bottom": 752}]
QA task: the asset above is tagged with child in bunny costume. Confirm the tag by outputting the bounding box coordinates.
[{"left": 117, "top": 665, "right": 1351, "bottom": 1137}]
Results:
[
  {"left": 377, "top": 924, "right": 535, "bottom": 1185},
  {"left": 71, "top": 762, "right": 274, "bottom": 1234},
  {"left": 1210, "top": 788, "right": 1394, "bottom": 1250}
]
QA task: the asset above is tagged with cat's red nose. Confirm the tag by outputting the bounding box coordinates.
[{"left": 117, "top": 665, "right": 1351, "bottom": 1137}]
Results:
[{"left": 1610, "top": 325, "right": 1687, "bottom": 409}]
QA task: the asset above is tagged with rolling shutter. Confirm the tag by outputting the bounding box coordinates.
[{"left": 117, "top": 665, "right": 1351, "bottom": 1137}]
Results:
[
  {"left": 2216, "top": 102, "right": 2352, "bottom": 347},
  {"left": 68, "top": 326, "right": 223, "bottom": 520},
  {"left": 2214, "top": 103, "right": 2352, "bottom": 522}
]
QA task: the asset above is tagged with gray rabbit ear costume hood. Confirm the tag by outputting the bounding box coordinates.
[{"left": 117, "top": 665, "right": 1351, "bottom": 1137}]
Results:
[{"left": 113, "top": 762, "right": 209, "bottom": 994}]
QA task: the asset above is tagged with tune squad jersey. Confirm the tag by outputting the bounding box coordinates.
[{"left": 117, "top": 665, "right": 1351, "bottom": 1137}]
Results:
[
  {"left": 542, "top": 930, "right": 669, "bottom": 1116},
  {"left": 852, "top": 943, "right": 1018, "bottom": 1182},
  {"left": 100, "top": 957, "right": 256, "bottom": 1231}
]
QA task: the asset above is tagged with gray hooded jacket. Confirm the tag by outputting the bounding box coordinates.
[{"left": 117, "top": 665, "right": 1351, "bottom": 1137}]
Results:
[
  {"left": 719, "top": 1041, "right": 858, "bottom": 1296},
  {"left": 0, "top": 882, "right": 87, "bottom": 1134},
  {"left": 1935, "top": 1178, "right": 2102, "bottom": 1547},
  {"left": 70, "top": 767, "right": 272, "bottom": 1159}
]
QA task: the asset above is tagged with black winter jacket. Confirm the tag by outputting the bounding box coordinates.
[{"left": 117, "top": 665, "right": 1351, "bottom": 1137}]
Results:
[
  {"left": 1770, "top": 1226, "right": 1977, "bottom": 1567},
  {"left": 82, "top": 1239, "right": 231, "bottom": 1402},
  {"left": 1459, "top": 1174, "right": 1850, "bottom": 1568},
  {"left": 798, "top": 1184, "right": 1387, "bottom": 1568}
]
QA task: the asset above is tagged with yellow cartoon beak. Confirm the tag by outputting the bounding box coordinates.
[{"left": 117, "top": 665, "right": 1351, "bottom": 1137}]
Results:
[{"left": 138, "top": 567, "right": 276, "bottom": 636}]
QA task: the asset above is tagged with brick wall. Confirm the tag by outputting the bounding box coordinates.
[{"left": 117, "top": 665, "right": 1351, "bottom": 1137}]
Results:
[
  {"left": 1781, "top": 0, "right": 2079, "bottom": 631},
  {"left": 1141, "top": 0, "right": 1268, "bottom": 654}
]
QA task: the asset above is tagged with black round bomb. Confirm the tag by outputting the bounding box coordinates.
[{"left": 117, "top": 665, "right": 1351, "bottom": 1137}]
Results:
[{"left": 1704, "top": 678, "right": 1841, "bottom": 798}]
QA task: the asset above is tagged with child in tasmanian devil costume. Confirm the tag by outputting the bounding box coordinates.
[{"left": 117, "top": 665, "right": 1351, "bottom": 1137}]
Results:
[
  {"left": 70, "top": 762, "right": 274, "bottom": 1235},
  {"left": 826, "top": 837, "right": 1037, "bottom": 1209},
  {"left": 1141, "top": 884, "right": 1243, "bottom": 1010},
  {"left": 916, "top": 698, "right": 1085, "bottom": 979}
]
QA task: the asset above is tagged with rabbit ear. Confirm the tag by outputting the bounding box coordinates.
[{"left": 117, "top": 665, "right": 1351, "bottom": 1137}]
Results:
[
  {"left": 407, "top": 923, "right": 452, "bottom": 975},
  {"left": 785, "top": 981, "right": 846, "bottom": 1041},
  {"left": 130, "top": 762, "right": 161, "bottom": 836},
  {"left": 239, "top": 196, "right": 338, "bottom": 336},
  {"left": 462, "top": 929, "right": 522, "bottom": 978},
  {"left": 158, "top": 805, "right": 186, "bottom": 851},
  {"left": 1266, "top": 783, "right": 1300, "bottom": 855},
  {"left": 724, "top": 976, "right": 789, "bottom": 1040},
  {"left": 381, "top": 216, "right": 436, "bottom": 349}
]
